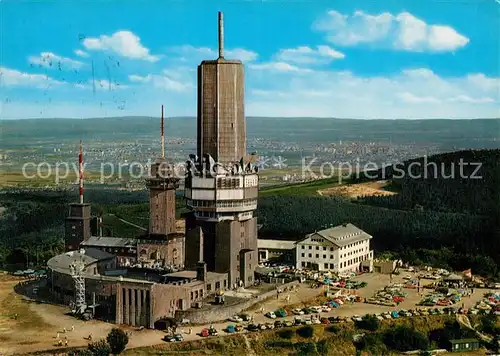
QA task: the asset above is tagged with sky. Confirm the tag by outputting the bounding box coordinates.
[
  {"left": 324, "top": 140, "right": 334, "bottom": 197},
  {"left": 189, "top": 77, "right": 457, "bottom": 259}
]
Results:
[{"left": 0, "top": 0, "right": 499, "bottom": 119}]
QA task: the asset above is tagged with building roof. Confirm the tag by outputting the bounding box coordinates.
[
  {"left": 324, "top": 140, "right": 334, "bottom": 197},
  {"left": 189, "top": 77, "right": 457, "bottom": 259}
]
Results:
[
  {"left": 297, "top": 223, "right": 372, "bottom": 248},
  {"left": 81, "top": 236, "right": 138, "bottom": 248},
  {"left": 163, "top": 270, "right": 226, "bottom": 282},
  {"left": 47, "top": 248, "right": 115, "bottom": 271},
  {"left": 449, "top": 339, "right": 479, "bottom": 343},
  {"left": 257, "top": 239, "right": 295, "bottom": 250}
]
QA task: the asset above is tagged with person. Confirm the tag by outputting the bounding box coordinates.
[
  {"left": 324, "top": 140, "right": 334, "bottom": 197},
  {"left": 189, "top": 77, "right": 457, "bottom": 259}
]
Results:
[
  {"left": 88, "top": 333, "right": 92, "bottom": 341},
  {"left": 189, "top": 327, "right": 192, "bottom": 335},
  {"left": 58, "top": 339, "right": 62, "bottom": 346},
  {"left": 65, "top": 340, "right": 68, "bottom": 347},
  {"left": 63, "top": 327, "right": 66, "bottom": 333},
  {"left": 71, "top": 325, "right": 75, "bottom": 331}
]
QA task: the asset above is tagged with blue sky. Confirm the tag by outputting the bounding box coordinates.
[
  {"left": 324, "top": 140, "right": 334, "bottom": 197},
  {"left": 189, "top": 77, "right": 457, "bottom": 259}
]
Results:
[{"left": 1, "top": 0, "right": 499, "bottom": 119}]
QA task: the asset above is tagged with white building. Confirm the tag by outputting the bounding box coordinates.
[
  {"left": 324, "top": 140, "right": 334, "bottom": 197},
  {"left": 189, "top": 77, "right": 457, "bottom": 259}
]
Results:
[{"left": 295, "top": 223, "right": 374, "bottom": 273}]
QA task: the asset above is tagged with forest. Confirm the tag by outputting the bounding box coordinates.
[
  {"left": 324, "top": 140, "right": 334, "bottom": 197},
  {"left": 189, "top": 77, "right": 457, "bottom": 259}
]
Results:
[{"left": 0, "top": 149, "right": 498, "bottom": 278}]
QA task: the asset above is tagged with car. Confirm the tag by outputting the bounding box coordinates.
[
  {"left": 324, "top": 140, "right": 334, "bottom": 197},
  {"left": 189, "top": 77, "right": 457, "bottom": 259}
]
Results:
[
  {"left": 259, "top": 323, "right": 267, "bottom": 330},
  {"left": 320, "top": 317, "right": 330, "bottom": 324},
  {"left": 304, "top": 319, "right": 313, "bottom": 325},
  {"left": 284, "top": 320, "right": 294, "bottom": 327},
  {"left": 228, "top": 315, "right": 243, "bottom": 322},
  {"left": 247, "top": 324, "right": 259, "bottom": 332},
  {"left": 163, "top": 335, "right": 176, "bottom": 342},
  {"left": 226, "top": 325, "right": 236, "bottom": 333},
  {"left": 293, "top": 308, "right": 304, "bottom": 315},
  {"left": 321, "top": 306, "right": 332, "bottom": 312},
  {"left": 265, "top": 311, "right": 277, "bottom": 319},
  {"left": 239, "top": 314, "right": 252, "bottom": 321},
  {"left": 265, "top": 322, "right": 275, "bottom": 329},
  {"left": 174, "top": 334, "right": 184, "bottom": 341},
  {"left": 274, "top": 320, "right": 283, "bottom": 328}
]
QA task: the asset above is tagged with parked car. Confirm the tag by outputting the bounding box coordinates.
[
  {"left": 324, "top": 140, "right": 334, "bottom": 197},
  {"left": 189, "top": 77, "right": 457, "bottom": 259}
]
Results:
[
  {"left": 239, "top": 314, "right": 252, "bottom": 321},
  {"left": 292, "top": 308, "right": 304, "bottom": 315},
  {"left": 163, "top": 335, "right": 176, "bottom": 342},
  {"left": 265, "top": 311, "right": 277, "bottom": 319},
  {"left": 247, "top": 324, "right": 259, "bottom": 332},
  {"left": 174, "top": 334, "right": 184, "bottom": 341},
  {"left": 228, "top": 315, "right": 243, "bottom": 322}
]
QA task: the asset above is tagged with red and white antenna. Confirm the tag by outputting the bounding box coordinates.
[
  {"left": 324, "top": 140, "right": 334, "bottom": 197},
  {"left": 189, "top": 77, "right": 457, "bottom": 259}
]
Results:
[
  {"left": 161, "top": 105, "right": 165, "bottom": 159},
  {"left": 79, "top": 140, "right": 84, "bottom": 204}
]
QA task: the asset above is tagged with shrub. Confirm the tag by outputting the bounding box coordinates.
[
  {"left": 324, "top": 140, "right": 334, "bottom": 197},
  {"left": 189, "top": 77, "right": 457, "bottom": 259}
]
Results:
[
  {"left": 326, "top": 325, "right": 339, "bottom": 333},
  {"left": 278, "top": 329, "right": 294, "bottom": 339},
  {"left": 294, "top": 342, "right": 317, "bottom": 355},
  {"left": 106, "top": 328, "right": 129, "bottom": 354},
  {"left": 383, "top": 326, "right": 429, "bottom": 352},
  {"left": 264, "top": 340, "right": 294, "bottom": 348},
  {"left": 355, "top": 314, "right": 380, "bottom": 331},
  {"left": 88, "top": 340, "right": 111, "bottom": 356},
  {"left": 354, "top": 333, "right": 387, "bottom": 355},
  {"left": 296, "top": 325, "right": 314, "bottom": 338},
  {"left": 316, "top": 340, "right": 330, "bottom": 355}
]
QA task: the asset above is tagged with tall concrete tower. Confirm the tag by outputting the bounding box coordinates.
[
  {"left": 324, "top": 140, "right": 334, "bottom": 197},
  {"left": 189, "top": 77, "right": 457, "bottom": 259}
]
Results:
[
  {"left": 65, "top": 141, "right": 91, "bottom": 250},
  {"left": 197, "top": 11, "right": 246, "bottom": 165},
  {"left": 185, "top": 12, "right": 259, "bottom": 289},
  {"left": 146, "top": 106, "right": 180, "bottom": 238}
]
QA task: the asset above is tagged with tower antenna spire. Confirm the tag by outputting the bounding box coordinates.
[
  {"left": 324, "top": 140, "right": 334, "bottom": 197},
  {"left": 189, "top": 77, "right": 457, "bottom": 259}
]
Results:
[
  {"left": 218, "top": 11, "right": 224, "bottom": 59},
  {"left": 79, "top": 140, "right": 84, "bottom": 204},
  {"left": 161, "top": 105, "right": 165, "bottom": 159}
]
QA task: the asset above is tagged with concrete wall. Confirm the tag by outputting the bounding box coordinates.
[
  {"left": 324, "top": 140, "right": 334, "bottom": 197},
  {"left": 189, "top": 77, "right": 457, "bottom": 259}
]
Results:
[{"left": 175, "top": 280, "right": 299, "bottom": 324}]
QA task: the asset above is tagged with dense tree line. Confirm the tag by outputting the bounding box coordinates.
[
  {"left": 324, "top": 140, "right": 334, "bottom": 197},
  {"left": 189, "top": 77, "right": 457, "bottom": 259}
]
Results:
[{"left": 351, "top": 149, "right": 500, "bottom": 216}]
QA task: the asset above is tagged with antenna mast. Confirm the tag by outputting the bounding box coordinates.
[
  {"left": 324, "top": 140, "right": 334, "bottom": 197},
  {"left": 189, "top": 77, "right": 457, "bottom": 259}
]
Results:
[
  {"left": 79, "top": 140, "right": 84, "bottom": 204},
  {"left": 218, "top": 12, "right": 224, "bottom": 59},
  {"left": 161, "top": 105, "right": 165, "bottom": 159},
  {"left": 70, "top": 259, "right": 86, "bottom": 314}
]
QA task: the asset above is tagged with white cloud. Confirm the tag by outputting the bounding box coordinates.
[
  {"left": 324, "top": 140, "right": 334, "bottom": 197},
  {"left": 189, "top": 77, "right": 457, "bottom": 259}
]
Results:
[
  {"left": 74, "top": 49, "right": 89, "bottom": 58},
  {"left": 128, "top": 70, "right": 193, "bottom": 92},
  {"left": 275, "top": 45, "right": 345, "bottom": 64},
  {"left": 246, "top": 67, "right": 499, "bottom": 118},
  {"left": 0, "top": 66, "right": 64, "bottom": 88},
  {"left": 171, "top": 45, "right": 258, "bottom": 62},
  {"left": 313, "top": 10, "right": 469, "bottom": 52},
  {"left": 397, "top": 92, "right": 441, "bottom": 103},
  {"left": 28, "top": 52, "right": 85, "bottom": 70},
  {"left": 249, "top": 62, "right": 312, "bottom": 73},
  {"left": 83, "top": 31, "right": 159, "bottom": 62},
  {"left": 447, "top": 95, "right": 495, "bottom": 104}
]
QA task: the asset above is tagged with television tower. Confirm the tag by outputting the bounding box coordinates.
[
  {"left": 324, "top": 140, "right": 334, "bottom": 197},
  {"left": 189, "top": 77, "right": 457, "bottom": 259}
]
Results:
[{"left": 184, "top": 12, "right": 259, "bottom": 288}]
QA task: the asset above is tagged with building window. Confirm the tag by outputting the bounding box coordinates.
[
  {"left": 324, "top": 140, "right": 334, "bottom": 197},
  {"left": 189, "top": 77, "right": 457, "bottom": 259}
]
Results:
[
  {"left": 323, "top": 247, "right": 326, "bottom": 251},
  {"left": 316, "top": 246, "right": 319, "bottom": 250},
  {"left": 302, "top": 262, "right": 306, "bottom": 267},
  {"left": 301, "top": 253, "right": 305, "bottom": 257},
  {"left": 190, "top": 292, "right": 193, "bottom": 300},
  {"left": 207, "top": 284, "right": 212, "bottom": 291},
  {"left": 316, "top": 254, "right": 319, "bottom": 258},
  {"left": 215, "top": 281, "right": 220, "bottom": 289},
  {"left": 330, "top": 255, "right": 334, "bottom": 259},
  {"left": 330, "top": 263, "right": 334, "bottom": 269},
  {"left": 330, "top": 247, "right": 334, "bottom": 251},
  {"left": 323, "top": 255, "right": 326, "bottom": 259},
  {"left": 308, "top": 246, "right": 312, "bottom": 250},
  {"left": 308, "top": 253, "right": 312, "bottom": 258},
  {"left": 324, "top": 263, "right": 328, "bottom": 269},
  {"left": 301, "top": 246, "right": 305, "bottom": 249}
]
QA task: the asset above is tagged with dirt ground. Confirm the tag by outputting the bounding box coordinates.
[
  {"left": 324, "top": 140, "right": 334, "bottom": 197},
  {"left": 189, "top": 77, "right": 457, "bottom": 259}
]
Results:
[
  {"left": 0, "top": 271, "right": 495, "bottom": 355},
  {"left": 318, "top": 180, "right": 396, "bottom": 198}
]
